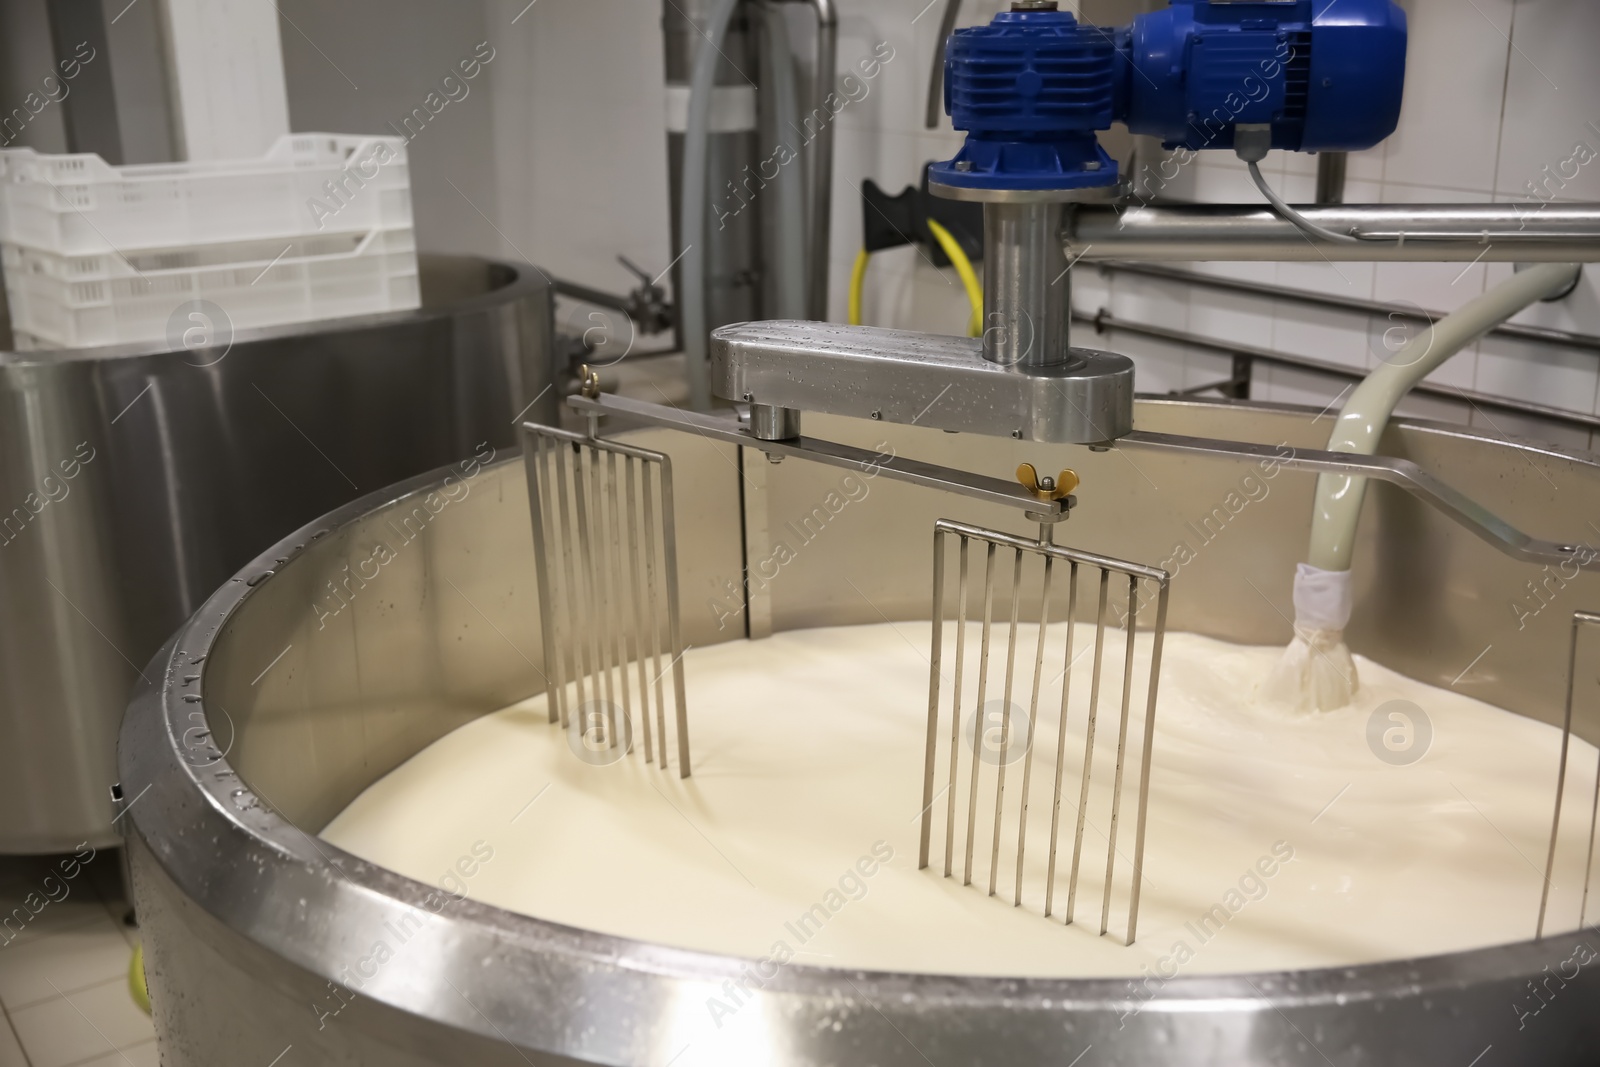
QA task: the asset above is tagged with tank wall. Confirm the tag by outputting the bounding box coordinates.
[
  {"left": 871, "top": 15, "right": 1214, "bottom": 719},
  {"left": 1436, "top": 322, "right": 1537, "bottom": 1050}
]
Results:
[
  {"left": 129, "top": 835, "right": 566, "bottom": 1066},
  {"left": 206, "top": 428, "right": 744, "bottom": 831}
]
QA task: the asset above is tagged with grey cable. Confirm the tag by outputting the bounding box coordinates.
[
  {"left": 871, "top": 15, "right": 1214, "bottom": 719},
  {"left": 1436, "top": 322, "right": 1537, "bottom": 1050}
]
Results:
[{"left": 1246, "top": 160, "right": 1363, "bottom": 245}]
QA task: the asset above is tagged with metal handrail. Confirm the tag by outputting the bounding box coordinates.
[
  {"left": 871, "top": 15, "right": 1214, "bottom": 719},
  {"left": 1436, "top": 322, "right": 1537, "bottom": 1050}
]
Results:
[
  {"left": 1096, "top": 260, "right": 1600, "bottom": 356},
  {"left": 1074, "top": 307, "right": 1600, "bottom": 432}
]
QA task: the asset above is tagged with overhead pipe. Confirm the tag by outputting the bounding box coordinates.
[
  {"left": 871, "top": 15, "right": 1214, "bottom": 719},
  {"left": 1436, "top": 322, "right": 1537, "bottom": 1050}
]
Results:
[{"left": 1065, "top": 203, "right": 1600, "bottom": 262}]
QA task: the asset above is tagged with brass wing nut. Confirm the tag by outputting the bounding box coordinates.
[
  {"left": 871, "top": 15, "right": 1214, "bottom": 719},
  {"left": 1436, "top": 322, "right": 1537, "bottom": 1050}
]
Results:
[
  {"left": 1018, "top": 463, "right": 1078, "bottom": 525},
  {"left": 579, "top": 365, "right": 602, "bottom": 399},
  {"left": 1017, "top": 463, "right": 1079, "bottom": 500}
]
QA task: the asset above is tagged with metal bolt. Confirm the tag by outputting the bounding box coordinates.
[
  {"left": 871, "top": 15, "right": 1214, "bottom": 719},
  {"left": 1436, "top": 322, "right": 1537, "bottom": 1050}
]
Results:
[
  {"left": 1011, "top": 0, "right": 1058, "bottom": 9},
  {"left": 954, "top": 160, "right": 974, "bottom": 172},
  {"left": 1084, "top": 160, "right": 1102, "bottom": 171},
  {"left": 743, "top": 392, "right": 753, "bottom": 402},
  {"left": 870, "top": 409, "right": 882, "bottom": 420},
  {"left": 1011, "top": 429, "right": 1022, "bottom": 439}
]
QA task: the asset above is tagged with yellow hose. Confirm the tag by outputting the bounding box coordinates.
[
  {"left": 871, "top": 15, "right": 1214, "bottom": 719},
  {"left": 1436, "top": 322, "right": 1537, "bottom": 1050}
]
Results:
[
  {"left": 129, "top": 942, "right": 151, "bottom": 1015},
  {"left": 925, "top": 218, "right": 983, "bottom": 338},
  {"left": 848, "top": 248, "right": 871, "bottom": 326}
]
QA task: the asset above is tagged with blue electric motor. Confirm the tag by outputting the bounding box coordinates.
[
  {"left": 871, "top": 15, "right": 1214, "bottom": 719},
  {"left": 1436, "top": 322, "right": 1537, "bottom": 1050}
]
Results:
[{"left": 930, "top": 0, "right": 1407, "bottom": 194}]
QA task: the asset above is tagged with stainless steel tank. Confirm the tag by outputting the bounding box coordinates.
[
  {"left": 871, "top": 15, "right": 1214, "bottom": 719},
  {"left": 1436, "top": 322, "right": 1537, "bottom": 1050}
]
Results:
[
  {"left": 1, "top": 255, "right": 552, "bottom": 853},
  {"left": 119, "top": 400, "right": 1600, "bottom": 1064},
  {"left": 662, "top": 0, "right": 764, "bottom": 342}
]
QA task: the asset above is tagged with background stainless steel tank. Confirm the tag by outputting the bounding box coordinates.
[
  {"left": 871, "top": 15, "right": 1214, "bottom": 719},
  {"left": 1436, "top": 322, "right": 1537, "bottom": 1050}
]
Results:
[
  {"left": 120, "top": 399, "right": 1600, "bottom": 1065},
  {"left": 662, "top": 0, "right": 764, "bottom": 344},
  {"left": 0, "top": 255, "right": 553, "bottom": 853}
]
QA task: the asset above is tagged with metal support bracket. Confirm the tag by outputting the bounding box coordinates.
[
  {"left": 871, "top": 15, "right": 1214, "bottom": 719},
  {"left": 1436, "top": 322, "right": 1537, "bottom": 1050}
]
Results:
[
  {"left": 568, "top": 394, "right": 1595, "bottom": 570},
  {"left": 1117, "top": 430, "right": 1600, "bottom": 570}
]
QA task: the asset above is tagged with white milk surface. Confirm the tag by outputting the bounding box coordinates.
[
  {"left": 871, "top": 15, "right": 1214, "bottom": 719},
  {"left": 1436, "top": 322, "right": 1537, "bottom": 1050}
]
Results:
[{"left": 322, "top": 624, "right": 1589, "bottom": 979}]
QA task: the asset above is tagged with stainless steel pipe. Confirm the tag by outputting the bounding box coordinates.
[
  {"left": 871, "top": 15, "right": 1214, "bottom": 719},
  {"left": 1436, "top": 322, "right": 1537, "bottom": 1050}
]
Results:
[
  {"left": 661, "top": 0, "right": 763, "bottom": 352},
  {"left": 802, "top": 0, "right": 837, "bottom": 321},
  {"left": 1065, "top": 203, "right": 1600, "bottom": 262},
  {"left": 984, "top": 201, "right": 1072, "bottom": 366}
]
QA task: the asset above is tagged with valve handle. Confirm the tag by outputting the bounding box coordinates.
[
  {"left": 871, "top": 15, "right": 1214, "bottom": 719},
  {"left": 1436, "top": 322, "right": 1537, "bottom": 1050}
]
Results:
[{"left": 618, "top": 255, "right": 655, "bottom": 287}]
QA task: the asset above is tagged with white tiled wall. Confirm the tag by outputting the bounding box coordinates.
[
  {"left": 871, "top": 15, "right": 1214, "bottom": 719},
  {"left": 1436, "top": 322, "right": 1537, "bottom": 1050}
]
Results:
[{"left": 487, "top": 0, "right": 1600, "bottom": 446}]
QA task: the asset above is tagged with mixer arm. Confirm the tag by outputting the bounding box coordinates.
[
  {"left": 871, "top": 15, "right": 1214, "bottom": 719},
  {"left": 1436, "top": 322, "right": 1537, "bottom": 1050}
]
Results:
[
  {"left": 565, "top": 391, "right": 1065, "bottom": 518},
  {"left": 1117, "top": 430, "right": 1598, "bottom": 570},
  {"left": 569, "top": 392, "right": 1594, "bottom": 571}
]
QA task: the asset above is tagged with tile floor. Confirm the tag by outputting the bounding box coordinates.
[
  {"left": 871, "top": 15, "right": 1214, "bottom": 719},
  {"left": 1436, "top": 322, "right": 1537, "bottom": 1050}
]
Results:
[{"left": 0, "top": 853, "right": 155, "bottom": 1067}]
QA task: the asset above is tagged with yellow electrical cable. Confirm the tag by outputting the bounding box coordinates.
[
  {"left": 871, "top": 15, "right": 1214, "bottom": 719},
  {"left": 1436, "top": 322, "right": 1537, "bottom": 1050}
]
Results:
[
  {"left": 925, "top": 218, "right": 983, "bottom": 338},
  {"left": 848, "top": 247, "right": 871, "bottom": 326}
]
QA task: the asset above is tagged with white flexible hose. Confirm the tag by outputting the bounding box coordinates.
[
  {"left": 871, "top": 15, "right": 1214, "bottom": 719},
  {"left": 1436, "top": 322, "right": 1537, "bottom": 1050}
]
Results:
[
  {"left": 1263, "top": 261, "right": 1582, "bottom": 713},
  {"left": 680, "top": 0, "right": 741, "bottom": 410},
  {"left": 1308, "top": 261, "right": 1582, "bottom": 571}
]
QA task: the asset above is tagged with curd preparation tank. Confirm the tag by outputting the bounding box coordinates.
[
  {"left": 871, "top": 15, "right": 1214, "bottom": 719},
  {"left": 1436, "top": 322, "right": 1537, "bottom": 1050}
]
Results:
[
  {"left": 118, "top": 397, "right": 1600, "bottom": 1065},
  {"left": 0, "top": 255, "right": 553, "bottom": 853}
]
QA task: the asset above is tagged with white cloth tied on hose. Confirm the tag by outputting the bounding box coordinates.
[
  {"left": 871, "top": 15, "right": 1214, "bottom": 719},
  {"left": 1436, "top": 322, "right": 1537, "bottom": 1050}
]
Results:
[
  {"left": 1292, "top": 563, "right": 1353, "bottom": 631},
  {"left": 1259, "top": 565, "right": 1359, "bottom": 713}
]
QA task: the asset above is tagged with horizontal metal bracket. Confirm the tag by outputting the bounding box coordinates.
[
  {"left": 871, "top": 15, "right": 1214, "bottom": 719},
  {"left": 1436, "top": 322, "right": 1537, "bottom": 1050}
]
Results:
[
  {"left": 566, "top": 395, "right": 1595, "bottom": 569},
  {"left": 1118, "top": 430, "right": 1600, "bottom": 570},
  {"left": 565, "top": 392, "right": 1065, "bottom": 517},
  {"left": 709, "top": 321, "right": 1134, "bottom": 444}
]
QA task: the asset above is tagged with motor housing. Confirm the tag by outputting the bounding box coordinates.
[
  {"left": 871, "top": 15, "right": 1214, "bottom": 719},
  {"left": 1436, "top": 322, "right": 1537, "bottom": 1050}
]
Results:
[{"left": 931, "top": 0, "right": 1407, "bottom": 194}]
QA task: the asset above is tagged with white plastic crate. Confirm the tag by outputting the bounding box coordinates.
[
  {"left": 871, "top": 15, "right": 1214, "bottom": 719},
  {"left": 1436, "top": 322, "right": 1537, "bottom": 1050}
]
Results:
[
  {"left": 2, "top": 227, "right": 420, "bottom": 349},
  {"left": 10, "top": 329, "right": 49, "bottom": 352},
  {"left": 0, "top": 133, "right": 411, "bottom": 256}
]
